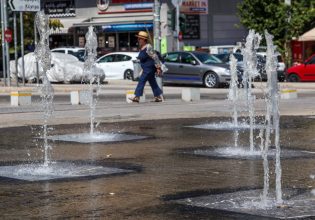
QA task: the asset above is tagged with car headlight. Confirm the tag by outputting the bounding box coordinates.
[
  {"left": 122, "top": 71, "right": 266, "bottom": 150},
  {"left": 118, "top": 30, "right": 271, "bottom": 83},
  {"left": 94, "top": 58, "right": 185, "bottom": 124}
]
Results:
[{"left": 222, "top": 68, "right": 230, "bottom": 76}]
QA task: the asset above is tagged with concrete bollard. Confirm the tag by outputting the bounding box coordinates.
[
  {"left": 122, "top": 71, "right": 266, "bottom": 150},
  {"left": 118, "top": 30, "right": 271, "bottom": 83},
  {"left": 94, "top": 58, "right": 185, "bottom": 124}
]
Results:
[
  {"left": 71, "top": 90, "right": 92, "bottom": 105},
  {"left": 11, "top": 91, "right": 32, "bottom": 106},
  {"left": 181, "top": 88, "right": 200, "bottom": 102},
  {"left": 280, "top": 89, "right": 298, "bottom": 99},
  {"left": 126, "top": 90, "right": 145, "bottom": 103}
]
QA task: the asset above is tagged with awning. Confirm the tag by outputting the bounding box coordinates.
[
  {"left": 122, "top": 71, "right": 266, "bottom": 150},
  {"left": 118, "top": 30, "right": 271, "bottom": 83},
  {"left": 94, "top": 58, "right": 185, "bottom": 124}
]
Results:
[
  {"left": 50, "top": 17, "right": 87, "bottom": 34},
  {"left": 72, "top": 12, "right": 153, "bottom": 28},
  {"left": 299, "top": 28, "right": 315, "bottom": 41}
]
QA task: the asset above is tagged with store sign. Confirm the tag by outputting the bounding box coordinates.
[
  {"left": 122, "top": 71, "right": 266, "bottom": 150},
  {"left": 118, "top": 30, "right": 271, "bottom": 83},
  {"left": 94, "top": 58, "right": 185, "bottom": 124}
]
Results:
[
  {"left": 180, "top": 0, "right": 208, "bottom": 14},
  {"left": 4, "top": 29, "right": 13, "bottom": 43},
  {"left": 124, "top": 3, "right": 153, "bottom": 10},
  {"left": 9, "top": 0, "right": 40, "bottom": 12},
  {"left": 102, "top": 23, "right": 153, "bottom": 32},
  {"left": 44, "top": 0, "right": 75, "bottom": 16},
  {"left": 182, "top": 15, "right": 200, "bottom": 40},
  {"left": 97, "top": 0, "right": 110, "bottom": 11}
]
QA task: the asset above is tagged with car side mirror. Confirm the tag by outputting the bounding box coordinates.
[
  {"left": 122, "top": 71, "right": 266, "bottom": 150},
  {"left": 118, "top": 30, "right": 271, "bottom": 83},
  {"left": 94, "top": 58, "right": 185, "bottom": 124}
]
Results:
[{"left": 191, "top": 60, "right": 197, "bottom": 65}]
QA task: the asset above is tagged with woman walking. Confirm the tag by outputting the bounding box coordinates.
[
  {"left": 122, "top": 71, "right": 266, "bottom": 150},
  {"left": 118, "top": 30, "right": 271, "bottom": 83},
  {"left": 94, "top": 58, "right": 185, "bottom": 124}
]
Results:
[{"left": 129, "top": 31, "right": 163, "bottom": 103}]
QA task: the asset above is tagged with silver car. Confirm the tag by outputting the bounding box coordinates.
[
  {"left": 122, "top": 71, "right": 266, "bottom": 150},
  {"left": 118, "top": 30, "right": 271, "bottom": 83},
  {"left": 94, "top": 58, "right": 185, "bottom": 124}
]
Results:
[{"left": 163, "top": 51, "right": 231, "bottom": 88}]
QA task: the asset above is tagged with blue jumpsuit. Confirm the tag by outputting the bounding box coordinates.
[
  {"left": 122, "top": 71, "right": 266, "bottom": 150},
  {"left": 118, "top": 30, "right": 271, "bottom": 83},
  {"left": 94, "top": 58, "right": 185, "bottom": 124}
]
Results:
[{"left": 134, "top": 47, "right": 162, "bottom": 97}]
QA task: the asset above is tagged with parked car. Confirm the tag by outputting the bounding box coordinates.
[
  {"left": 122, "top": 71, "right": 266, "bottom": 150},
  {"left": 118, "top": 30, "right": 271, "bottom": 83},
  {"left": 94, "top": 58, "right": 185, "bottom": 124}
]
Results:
[
  {"left": 286, "top": 53, "right": 315, "bottom": 82},
  {"left": 256, "top": 52, "right": 286, "bottom": 81},
  {"left": 162, "top": 51, "right": 231, "bottom": 88},
  {"left": 95, "top": 52, "right": 138, "bottom": 80},
  {"left": 10, "top": 52, "right": 105, "bottom": 83},
  {"left": 51, "top": 47, "right": 86, "bottom": 62},
  {"left": 213, "top": 53, "right": 244, "bottom": 83},
  {"left": 214, "top": 53, "right": 285, "bottom": 82}
]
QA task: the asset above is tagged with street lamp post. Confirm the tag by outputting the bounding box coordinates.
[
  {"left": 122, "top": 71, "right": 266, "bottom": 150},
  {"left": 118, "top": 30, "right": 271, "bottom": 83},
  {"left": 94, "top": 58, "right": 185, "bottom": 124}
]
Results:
[
  {"left": 153, "top": 0, "right": 163, "bottom": 92},
  {"left": 1, "top": 0, "right": 7, "bottom": 86},
  {"left": 4, "top": 0, "right": 10, "bottom": 86},
  {"left": 284, "top": 0, "right": 291, "bottom": 67},
  {"left": 176, "top": 0, "right": 183, "bottom": 51}
]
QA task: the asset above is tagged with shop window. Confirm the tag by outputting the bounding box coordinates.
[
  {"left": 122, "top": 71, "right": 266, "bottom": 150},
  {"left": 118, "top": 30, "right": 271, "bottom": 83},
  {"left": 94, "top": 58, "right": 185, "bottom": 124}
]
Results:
[
  {"left": 130, "top": 32, "right": 138, "bottom": 51},
  {"left": 105, "top": 35, "right": 116, "bottom": 48},
  {"left": 119, "top": 33, "right": 129, "bottom": 51}
]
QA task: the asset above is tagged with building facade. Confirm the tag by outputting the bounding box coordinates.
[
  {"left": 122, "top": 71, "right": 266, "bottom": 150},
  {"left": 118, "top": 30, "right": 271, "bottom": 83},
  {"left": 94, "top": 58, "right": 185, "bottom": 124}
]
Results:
[{"left": 43, "top": 0, "right": 247, "bottom": 54}]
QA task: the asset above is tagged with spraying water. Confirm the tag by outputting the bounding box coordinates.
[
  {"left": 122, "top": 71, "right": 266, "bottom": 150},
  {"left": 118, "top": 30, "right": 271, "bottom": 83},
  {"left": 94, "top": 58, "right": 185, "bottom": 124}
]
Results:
[
  {"left": 34, "top": 11, "right": 54, "bottom": 166},
  {"left": 242, "top": 30, "right": 262, "bottom": 151},
  {"left": 228, "top": 54, "right": 240, "bottom": 147},
  {"left": 83, "top": 26, "right": 100, "bottom": 135},
  {"left": 261, "top": 30, "right": 282, "bottom": 205}
]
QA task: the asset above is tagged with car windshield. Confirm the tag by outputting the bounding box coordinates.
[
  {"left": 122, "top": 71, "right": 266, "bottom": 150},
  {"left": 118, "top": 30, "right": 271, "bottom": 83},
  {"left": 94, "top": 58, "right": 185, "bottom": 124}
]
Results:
[
  {"left": 194, "top": 53, "right": 223, "bottom": 64},
  {"left": 72, "top": 50, "right": 86, "bottom": 61}
]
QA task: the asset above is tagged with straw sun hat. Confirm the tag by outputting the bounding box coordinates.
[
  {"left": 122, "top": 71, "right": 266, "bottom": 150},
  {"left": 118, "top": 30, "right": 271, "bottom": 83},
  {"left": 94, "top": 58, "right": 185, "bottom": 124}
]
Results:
[{"left": 136, "top": 31, "right": 149, "bottom": 40}]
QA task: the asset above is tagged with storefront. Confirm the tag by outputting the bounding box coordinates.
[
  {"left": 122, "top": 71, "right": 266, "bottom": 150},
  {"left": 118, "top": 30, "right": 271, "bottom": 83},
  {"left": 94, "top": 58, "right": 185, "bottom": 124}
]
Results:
[
  {"left": 291, "top": 27, "right": 315, "bottom": 63},
  {"left": 44, "top": 0, "right": 155, "bottom": 53},
  {"left": 44, "top": 0, "right": 247, "bottom": 53},
  {"left": 74, "top": 22, "right": 153, "bottom": 55}
]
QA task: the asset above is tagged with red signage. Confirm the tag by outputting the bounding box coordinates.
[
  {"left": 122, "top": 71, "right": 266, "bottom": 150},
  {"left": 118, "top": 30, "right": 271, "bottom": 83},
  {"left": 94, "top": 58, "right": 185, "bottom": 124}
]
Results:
[
  {"left": 4, "top": 29, "right": 13, "bottom": 43},
  {"left": 178, "top": 31, "right": 183, "bottom": 41},
  {"left": 180, "top": 0, "right": 208, "bottom": 14}
]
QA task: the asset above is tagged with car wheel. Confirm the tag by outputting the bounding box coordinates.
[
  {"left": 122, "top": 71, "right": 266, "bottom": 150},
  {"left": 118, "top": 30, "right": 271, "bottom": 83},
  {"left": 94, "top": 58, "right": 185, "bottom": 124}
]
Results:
[
  {"left": 124, "top": 69, "right": 134, "bottom": 81},
  {"left": 287, "top": 73, "right": 300, "bottom": 82},
  {"left": 203, "top": 72, "right": 219, "bottom": 88}
]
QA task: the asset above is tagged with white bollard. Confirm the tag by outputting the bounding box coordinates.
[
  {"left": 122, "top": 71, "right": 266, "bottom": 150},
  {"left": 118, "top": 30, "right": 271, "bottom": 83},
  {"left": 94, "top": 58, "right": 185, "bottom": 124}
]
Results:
[
  {"left": 70, "top": 91, "right": 80, "bottom": 105},
  {"left": 280, "top": 89, "right": 298, "bottom": 99},
  {"left": 126, "top": 90, "right": 145, "bottom": 103},
  {"left": 71, "top": 90, "right": 92, "bottom": 105},
  {"left": 181, "top": 88, "right": 200, "bottom": 102},
  {"left": 10, "top": 91, "right": 32, "bottom": 106}
]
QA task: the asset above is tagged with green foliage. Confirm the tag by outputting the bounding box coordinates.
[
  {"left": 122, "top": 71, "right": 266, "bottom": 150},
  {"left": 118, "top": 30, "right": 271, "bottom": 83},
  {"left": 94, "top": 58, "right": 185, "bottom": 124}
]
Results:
[
  {"left": 237, "top": 0, "right": 315, "bottom": 58},
  {"left": 1, "top": 11, "right": 63, "bottom": 50}
]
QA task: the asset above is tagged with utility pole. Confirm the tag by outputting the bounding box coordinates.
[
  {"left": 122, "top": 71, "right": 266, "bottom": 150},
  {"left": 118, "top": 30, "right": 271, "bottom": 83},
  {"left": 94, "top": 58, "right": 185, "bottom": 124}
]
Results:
[
  {"left": 176, "top": 0, "right": 183, "bottom": 51},
  {"left": 1, "top": 0, "right": 7, "bottom": 86},
  {"left": 13, "top": 12, "right": 19, "bottom": 87},
  {"left": 4, "top": 0, "right": 10, "bottom": 86},
  {"left": 284, "top": 0, "right": 291, "bottom": 67},
  {"left": 153, "top": 0, "right": 163, "bottom": 92},
  {"left": 154, "top": 0, "right": 161, "bottom": 52}
]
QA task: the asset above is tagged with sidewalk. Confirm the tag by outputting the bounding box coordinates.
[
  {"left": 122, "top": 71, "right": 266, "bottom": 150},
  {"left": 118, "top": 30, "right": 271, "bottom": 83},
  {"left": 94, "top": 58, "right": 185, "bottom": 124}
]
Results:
[{"left": 0, "top": 80, "right": 315, "bottom": 128}]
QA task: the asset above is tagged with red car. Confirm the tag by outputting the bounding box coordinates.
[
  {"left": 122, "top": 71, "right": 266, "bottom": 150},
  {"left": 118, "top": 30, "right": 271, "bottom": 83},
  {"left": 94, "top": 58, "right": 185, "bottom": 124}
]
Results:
[{"left": 286, "top": 53, "right": 315, "bottom": 82}]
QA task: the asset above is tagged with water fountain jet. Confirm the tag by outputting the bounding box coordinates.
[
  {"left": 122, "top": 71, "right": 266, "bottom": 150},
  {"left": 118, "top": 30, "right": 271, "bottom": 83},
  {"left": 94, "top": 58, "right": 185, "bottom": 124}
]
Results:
[
  {"left": 175, "top": 30, "right": 315, "bottom": 218},
  {"left": 0, "top": 13, "right": 134, "bottom": 182}
]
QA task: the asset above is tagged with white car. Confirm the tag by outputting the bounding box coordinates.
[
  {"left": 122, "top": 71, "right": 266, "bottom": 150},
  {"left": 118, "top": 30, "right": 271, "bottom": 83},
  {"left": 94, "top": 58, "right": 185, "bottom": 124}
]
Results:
[
  {"left": 96, "top": 52, "right": 138, "bottom": 80},
  {"left": 10, "top": 52, "right": 105, "bottom": 83},
  {"left": 51, "top": 47, "right": 86, "bottom": 62}
]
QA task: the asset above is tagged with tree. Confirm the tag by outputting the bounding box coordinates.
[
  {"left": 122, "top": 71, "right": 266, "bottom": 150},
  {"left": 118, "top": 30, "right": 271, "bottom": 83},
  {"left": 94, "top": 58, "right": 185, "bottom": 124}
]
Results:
[
  {"left": 1, "top": 11, "right": 63, "bottom": 53},
  {"left": 23, "top": 12, "right": 64, "bottom": 49},
  {"left": 237, "top": 0, "right": 315, "bottom": 65}
]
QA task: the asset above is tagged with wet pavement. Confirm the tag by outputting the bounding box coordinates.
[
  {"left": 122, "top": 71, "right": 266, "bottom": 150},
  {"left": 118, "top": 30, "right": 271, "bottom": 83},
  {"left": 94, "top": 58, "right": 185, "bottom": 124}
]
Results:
[
  {"left": 1, "top": 81, "right": 315, "bottom": 218},
  {"left": 0, "top": 116, "right": 315, "bottom": 219}
]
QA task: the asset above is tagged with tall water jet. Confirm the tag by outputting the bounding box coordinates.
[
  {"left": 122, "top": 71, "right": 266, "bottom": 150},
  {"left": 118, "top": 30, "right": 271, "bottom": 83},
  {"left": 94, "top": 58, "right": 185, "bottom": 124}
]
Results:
[
  {"left": 83, "top": 26, "right": 99, "bottom": 135},
  {"left": 261, "top": 30, "right": 282, "bottom": 205},
  {"left": 228, "top": 54, "right": 240, "bottom": 147},
  {"left": 242, "top": 30, "right": 261, "bottom": 151},
  {"left": 34, "top": 11, "right": 54, "bottom": 166}
]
